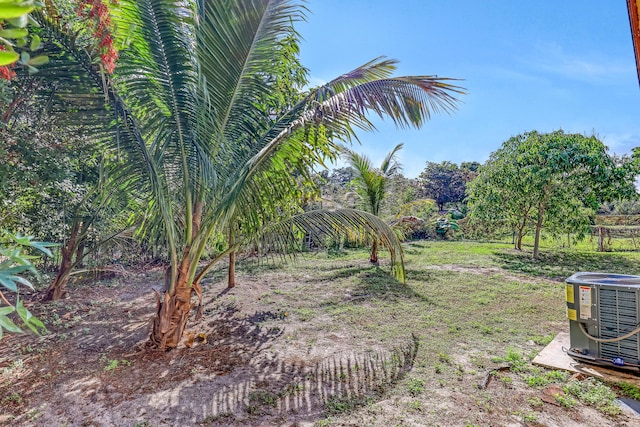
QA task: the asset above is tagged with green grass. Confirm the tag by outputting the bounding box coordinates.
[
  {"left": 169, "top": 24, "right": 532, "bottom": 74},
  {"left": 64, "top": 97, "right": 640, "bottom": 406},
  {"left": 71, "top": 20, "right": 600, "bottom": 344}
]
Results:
[{"left": 221, "top": 239, "right": 640, "bottom": 425}]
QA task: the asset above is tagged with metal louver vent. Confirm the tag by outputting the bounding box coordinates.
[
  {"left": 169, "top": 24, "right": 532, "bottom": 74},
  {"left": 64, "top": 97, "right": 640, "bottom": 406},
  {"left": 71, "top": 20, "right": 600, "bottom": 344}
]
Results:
[{"left": 598, "top": 288, "right": 640, "bottom": 361}]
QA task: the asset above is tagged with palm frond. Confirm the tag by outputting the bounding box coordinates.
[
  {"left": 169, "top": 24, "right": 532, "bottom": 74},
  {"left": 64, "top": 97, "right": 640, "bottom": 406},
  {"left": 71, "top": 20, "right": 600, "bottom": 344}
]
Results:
[
  {"left": 256, "top": 208, "right": 406, "bottom": 283},
  {"left": 380, "top": 143, "right": 403, "bottom": 176}
]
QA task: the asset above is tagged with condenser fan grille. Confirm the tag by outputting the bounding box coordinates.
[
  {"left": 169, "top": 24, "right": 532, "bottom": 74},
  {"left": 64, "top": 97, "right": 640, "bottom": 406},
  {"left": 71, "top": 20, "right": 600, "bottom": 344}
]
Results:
[{"left": 598, "top": 288, "right": 639, "bottom": 361}]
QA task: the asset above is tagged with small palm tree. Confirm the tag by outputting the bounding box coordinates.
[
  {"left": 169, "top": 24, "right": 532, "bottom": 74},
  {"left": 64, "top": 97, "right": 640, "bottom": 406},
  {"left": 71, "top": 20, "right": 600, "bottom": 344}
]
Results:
[
  {"left": 23, "top": 0, "right": 463, "bottom": 350},
  {"left": 342, "top": 143, "right": 404, "bottom": 263}
]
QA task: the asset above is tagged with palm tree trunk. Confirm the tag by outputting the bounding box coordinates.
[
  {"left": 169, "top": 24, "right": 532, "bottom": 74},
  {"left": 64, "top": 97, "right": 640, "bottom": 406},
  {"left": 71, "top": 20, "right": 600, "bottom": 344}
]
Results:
[
  {"left": 44, "top": 219, "right": 81, "bottom": 301},
  {"left": 150, "top": 254, "right": 194, "bottom": 350},
  {"left": 370, "top": 240, "right": 379, "bottom": 264},
  {"left": 44, "top": 259, "right": 73, "bottom": 301},
  {"left": 228, "top": 226, "right": 235, "bottom": 288}
]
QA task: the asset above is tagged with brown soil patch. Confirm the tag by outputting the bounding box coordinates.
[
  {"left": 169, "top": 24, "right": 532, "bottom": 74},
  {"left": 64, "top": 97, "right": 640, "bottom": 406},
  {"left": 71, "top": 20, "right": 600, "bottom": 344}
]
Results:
[{"left": 1, "top": 259, "right": 637, "bottom": 426}]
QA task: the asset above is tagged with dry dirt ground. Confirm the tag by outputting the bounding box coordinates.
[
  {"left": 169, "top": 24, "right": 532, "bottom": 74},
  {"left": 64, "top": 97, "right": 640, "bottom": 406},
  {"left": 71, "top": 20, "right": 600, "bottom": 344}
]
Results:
[{"left": 1, "top": 252, "right": 639, "bottom": 426}]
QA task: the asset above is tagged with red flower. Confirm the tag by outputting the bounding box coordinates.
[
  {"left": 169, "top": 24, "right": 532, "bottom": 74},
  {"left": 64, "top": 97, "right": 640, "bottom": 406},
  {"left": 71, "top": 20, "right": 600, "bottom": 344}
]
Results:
[{"left": 75, "top": 0, "right": 118, "bottom": 74}]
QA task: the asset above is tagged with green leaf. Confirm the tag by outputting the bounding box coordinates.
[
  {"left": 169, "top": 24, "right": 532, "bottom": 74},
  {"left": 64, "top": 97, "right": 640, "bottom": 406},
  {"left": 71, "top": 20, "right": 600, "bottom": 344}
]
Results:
[
  {"left": 29, "top": 34, "right": 40, "bottom": 50},
  {"left": 28, "top": 240, "right": 55, "bottom": 256},
  {"left": 0, "top": 4, "right": 34, "bottom": 20},
  {"left": 0, "top": 50, "right": 19, "bottom": 66},
  {"left": 26, "top": 54, "right": 47, "bottom": 66},
  {"left": 16, "top": 299, "right": 45, "bottom": 335},
  {"left": 0, "top": 306, "right": 15, "bottom": 316},
  {"left": 0, "top": 275, "right": 18, "bottom": 292},
  {"left": 7, "top": 13, "right": 29, "bottom": 28},
  {"left": 0, "top": 313, "right": 22, "bottom": 334},
  {"left": 0, "top": 28, "right": 28, "bottom": 39},
  {"left": 20, "top": 50, "right": 29, "bottom": 63}
]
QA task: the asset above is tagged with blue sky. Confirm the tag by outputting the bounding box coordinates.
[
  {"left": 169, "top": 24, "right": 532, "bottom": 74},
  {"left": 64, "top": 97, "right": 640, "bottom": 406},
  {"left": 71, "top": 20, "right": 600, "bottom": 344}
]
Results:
[{"left": 298, "top": 0, "right": 640, "bottom": 177}]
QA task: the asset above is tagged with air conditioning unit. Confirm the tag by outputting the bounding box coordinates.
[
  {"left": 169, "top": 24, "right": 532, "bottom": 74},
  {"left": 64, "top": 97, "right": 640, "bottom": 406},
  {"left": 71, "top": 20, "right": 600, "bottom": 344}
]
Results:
[{"left": 566, "top": 272, "right": 640, "bottom": 371}]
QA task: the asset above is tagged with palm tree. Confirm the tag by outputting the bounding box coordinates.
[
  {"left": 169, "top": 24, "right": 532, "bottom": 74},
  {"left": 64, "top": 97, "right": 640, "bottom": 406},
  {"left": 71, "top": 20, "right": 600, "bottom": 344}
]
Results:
[
  {"left": 26, "top": 0, "right": 463, "bottom": 350},
  {"left": 342, "top": 143, "right": 404, "bottom": 263}
]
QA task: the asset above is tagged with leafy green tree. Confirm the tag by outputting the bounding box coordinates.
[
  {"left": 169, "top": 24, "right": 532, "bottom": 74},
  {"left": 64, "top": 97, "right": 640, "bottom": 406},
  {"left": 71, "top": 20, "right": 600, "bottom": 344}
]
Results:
[
  {"left": 0, "top": 0, "right": 47, "bottom": 75},
  {"left": 27, "top": 0, "right": 463, "bottom": 350},
  {"left": 0, "top": 21, "right": 132, "bottom": 301},
  {"left": 460, "top": 161, "right": 480, "bottom": 172},
  {"left": 418, "top": 161, "right": 470, "bottom": 211},
  {"left": 342, "top": 143, "right": 404, "bottom": 263},
  {"left": 467, "top": 130, "right": 636, "bottom": 258}
]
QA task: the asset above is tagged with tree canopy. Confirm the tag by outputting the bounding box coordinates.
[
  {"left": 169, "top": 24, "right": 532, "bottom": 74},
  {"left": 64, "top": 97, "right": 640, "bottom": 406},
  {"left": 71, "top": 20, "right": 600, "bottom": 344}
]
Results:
[
  {"left": 467, "top": 130, "right": 638, "bottom": 258},
  {"left": 418, "top": 161, "right": 474, "bottom": 211}
]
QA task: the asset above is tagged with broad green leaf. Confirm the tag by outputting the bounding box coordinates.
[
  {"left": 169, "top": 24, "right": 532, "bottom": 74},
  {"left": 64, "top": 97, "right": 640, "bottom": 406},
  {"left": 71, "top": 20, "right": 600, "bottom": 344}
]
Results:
[
  {"left": 0, "top": 306, "right": 15, "bottom": 316},
  {"left": 0, "top": 50, "right": 19, "bottom": 66},
  {"left": 26, "top": 55, "right": 47, "bottom": 66},
  {"left": 7, "top": 14, "right": 29, "bottom": 28},
  {"left": 0, "top": 314, "right": 22, "bottom": 333},
  {"left": 28, "top": 239, "right": 55, "bottom": 256},
  {"left": 0, "top": 276, "right": 18, "bottom": 292},
  {"left": 29, "top": 34, "right": 40, "bottom": 50},
  {"left": 20, "top": 50, "right": 29, "bottom": 63},
  {"left": 0, "top": 28, "right": 28, "bottom": 39},
  {"left": 0, "top": 4, "right": 34, "bottom": 20},
  {"left": 11, "top": 274, "right": 35, "bottom": 289},
  {"left": 0, "top": 265, "right": 35, "bottom": 275},
  {"left": 16, "top": 299, "right": 45, "bottom": 334}
]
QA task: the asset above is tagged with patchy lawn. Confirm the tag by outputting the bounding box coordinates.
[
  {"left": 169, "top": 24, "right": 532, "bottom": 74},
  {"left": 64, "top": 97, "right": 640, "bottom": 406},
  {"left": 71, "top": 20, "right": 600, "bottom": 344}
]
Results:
[{"left": 2, "top": 241, "right": 640, "bottom": 426}]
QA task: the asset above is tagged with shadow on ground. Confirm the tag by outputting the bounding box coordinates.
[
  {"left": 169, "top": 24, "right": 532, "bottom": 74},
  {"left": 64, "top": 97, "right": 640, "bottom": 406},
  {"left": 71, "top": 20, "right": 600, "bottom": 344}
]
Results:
[
  {"left": 493, "top": 249, "right": 640, "bottom": 280},
  {"left": 121, "top": 334, "right": 420, "bottom": 426}
]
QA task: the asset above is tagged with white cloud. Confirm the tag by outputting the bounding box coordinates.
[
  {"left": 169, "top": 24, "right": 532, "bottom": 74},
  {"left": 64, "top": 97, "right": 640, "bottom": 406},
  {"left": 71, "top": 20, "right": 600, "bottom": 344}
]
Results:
[{"left": 522, "top": 42, "right": 633, "bottom": 83}]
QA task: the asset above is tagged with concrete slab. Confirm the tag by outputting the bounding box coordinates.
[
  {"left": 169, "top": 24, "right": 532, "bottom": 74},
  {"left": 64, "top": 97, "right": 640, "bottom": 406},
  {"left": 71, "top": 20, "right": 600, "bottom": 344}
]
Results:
[{"left": 532, "top": 332, "right": 640, "bottom": 386}]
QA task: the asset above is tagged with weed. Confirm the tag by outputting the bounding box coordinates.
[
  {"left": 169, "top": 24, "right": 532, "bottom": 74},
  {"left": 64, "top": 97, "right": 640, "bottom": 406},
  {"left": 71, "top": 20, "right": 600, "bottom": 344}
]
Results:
[
  {"left": 522, "top": 412, "right": 537, "bottom": 423},
  {"left": 554, "top": 393, "right": 578, "bottom": 408},
  {"left": 563, "top": 378, "right": 620, "bottom": 415},
  {"left": 531, "top": 333, "right": 555, "bottom": 346},
  {"left": 324, "top": 394, "right": 373, "bottom": 415},
  {"left": 438, "top": 353, "right": 452, "bottom": 364},
  {"left": 499, "top": 375, "right": 513, "bottom": 386},
  {"left": 2, "top": 392, "right": 22, "bottom": 406},
  {"left": 406, "top": 378, "right": 425, "bottom": 396},
  {"left": 294, "top": 307, "right": 316, "bottom": 321},
  {"left": 200, "top": 413, "right": 234, "bottom": 425},
  {"left": 248, "top": 389, "right": 278, "bottom": 407},
  {"left": 408, "top": 400, "right": 423, "bottom": 412},
  {"left": 104, "top": 360, "right": 119, "bottom": 372},
  {"left": 281, "top": 382, "right": 304, "bottom": 396},
  {"left": 523, "top": 369, "right": 569, "bottom": 387},
  {"left": 495, "top": 347, "right": 529, "bottom": 372},
  {"left": 103, "top": 359, "right": 130, "bottom": 372},
  {"left": 325, "top": 395, "right": 354, "bottom": 414},
  {"left": 618, "top": 381, "right": 640, "bottom": 399},
  {"left": 527, "top": 397, "right": 543, "bottom": 408},
  {"left": 27, "top": 408, "right": 42, "bottom": 421}
]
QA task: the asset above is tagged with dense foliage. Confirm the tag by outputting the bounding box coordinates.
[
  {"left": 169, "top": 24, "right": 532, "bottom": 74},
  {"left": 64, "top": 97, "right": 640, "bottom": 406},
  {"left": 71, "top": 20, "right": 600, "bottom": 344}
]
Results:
[
  {"left": 417, "top": 161, "right": 478, "bottom": 211},
  {"left": 467, "top": 130, "right": 638, "bottom": 258}
]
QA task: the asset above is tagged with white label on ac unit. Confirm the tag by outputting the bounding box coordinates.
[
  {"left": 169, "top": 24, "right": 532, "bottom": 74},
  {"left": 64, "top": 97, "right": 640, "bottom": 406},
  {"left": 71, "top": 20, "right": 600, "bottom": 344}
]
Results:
[{"left": 579, "top": 286, "right": 592, "bottom": 320}]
